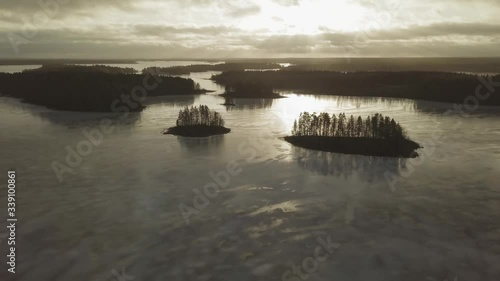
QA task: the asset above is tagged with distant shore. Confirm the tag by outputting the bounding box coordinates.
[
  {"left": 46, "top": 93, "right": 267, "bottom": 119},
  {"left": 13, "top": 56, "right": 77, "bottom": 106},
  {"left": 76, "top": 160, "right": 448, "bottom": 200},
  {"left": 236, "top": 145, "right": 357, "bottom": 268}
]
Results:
[
  {"left": 218, "top": 92, "right": 285, "bottom": 99},
  {"left": 3, "top": 57, "right": 500, "bottom": 73},
  {"left": 212, "top": 70, "right": 500, "bottom": 106}
]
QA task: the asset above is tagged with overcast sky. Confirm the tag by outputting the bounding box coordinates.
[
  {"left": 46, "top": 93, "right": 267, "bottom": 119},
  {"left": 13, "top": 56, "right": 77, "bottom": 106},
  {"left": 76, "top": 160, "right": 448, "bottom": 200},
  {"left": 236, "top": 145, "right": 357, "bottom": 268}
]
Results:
[{"left": 1, "top": 0, "right": 499, "bottom": 58}]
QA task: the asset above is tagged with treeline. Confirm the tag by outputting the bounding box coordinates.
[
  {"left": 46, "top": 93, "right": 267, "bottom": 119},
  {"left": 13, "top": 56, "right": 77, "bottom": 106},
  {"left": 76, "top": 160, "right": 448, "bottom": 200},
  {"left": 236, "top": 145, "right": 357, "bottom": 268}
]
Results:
[
  {"left": 222, "top": 82, "right": 282, "bottom": 98},
  {"left": 292, "top": 112, "right": 407, "bottom": 139},
  {"left": 176, "top": 105, "right": 225, "bottom": 127},
  {"left": 143, "top": 62, "right": 282, "bottom": 75},
  {"left": 212, "top": 70, "right": 500, "bottom": 105},
  {"left": 0, "top": 71, "right": 200, "bottom": 112},
  {"left": 24, "top": 64, "right": 137, "bottom": 74},
  {"left": 282, "top": 57, "right": 500, "bottom": 73}
]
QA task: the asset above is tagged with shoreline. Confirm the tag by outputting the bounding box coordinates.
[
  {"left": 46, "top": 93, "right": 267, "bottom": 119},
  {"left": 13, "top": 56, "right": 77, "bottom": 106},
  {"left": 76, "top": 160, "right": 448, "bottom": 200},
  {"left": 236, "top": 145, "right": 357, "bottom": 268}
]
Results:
[
  {"left": 163, "top": 125, "right": 231, "bottom": 137},
  {"left": 218, "top": 93, "right": 286, "bottom": 99},
  {"left": 283, "top": 136, "right": 422, "bottom": 158}
]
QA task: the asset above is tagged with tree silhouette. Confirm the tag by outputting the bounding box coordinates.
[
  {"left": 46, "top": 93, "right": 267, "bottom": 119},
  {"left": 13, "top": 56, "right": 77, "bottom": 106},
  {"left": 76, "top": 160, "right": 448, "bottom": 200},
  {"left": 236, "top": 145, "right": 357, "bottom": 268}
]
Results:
[
  {"left": 291, "top": 112, "right": 408, "bottom": 140},
  {"left": 176, "top": 105, "right": 225, "bottom": 127},
  {"left": 356, "top": 116, "right": 363, "bottom": 137}
]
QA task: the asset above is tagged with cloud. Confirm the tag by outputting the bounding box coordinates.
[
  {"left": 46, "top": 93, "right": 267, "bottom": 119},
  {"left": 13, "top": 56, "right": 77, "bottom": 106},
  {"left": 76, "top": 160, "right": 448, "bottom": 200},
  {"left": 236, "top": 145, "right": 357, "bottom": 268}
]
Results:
[
  {"left": 3, "top": 21, "right": 500, "bottom": 58},
  {"left": 316, "top": 22, "right": 500, "bottom": 45},
  {"left": 0, "top": 0, "right": 136, "bottom": 17},
  {"left": 272, "top": 0, "right": 301, "bottom": 6},
  {"left": 401, "top": 22, "right": 500, "bottom": 37},
  {"left": 132, "top": 24, "right": 243, "bottom": 37},
  {"left": 354, "top": 0, "right": 500, "bottom": 8},
  {"left": 1, "top": 0, "right": 500, "bottom": 58},
  {"left": 225, "top": 3, "right": 261, "bottom": 17}
]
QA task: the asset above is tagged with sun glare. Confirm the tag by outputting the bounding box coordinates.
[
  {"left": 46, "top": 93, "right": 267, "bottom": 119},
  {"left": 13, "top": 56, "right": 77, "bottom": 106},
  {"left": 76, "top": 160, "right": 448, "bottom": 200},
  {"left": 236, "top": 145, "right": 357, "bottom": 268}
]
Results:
[
  {"left": 240, "top": 0, "right": 367, "bottom": 34},
  {"left": 273, "top": 93, "right": 332, "bottom": 130}
]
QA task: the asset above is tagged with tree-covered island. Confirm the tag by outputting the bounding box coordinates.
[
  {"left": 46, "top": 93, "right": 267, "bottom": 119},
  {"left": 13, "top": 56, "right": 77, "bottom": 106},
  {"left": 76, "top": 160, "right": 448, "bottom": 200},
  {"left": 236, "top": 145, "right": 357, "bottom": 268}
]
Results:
[
  {"left": 284, "top": 112, "right": 421, "bottom": 158},
  {"left": 163, "top": 105, "right": 231, "bottom": 137}
]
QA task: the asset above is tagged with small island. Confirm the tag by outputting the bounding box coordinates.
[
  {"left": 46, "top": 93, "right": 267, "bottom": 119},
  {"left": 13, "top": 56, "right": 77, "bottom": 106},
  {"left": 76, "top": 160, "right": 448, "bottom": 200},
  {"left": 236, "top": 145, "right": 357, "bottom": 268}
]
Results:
[
  {"left": 163, "top": 105, "right": 231, "bottom": 137},
  {"left": 284, "top": 112, "right": 421, "bottom": 158},
  {"left": 220, "top": 82, "right": 285, "bottom": 99}
]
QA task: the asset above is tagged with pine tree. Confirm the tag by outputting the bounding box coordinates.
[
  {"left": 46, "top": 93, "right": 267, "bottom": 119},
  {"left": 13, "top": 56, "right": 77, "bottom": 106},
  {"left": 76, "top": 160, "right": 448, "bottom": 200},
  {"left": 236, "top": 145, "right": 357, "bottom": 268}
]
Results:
[
  {"left": 364, "top": 116, "right": 372, "bottom": 138},
  {"left": 348, "top": 115, "right": 355, "bottom": 137},
  {"left": 356, "top": 116, "right": 363, "bottom": 137},
  {"left": 330, "top": 114, "right": 337, "bottom": 137},
  {"left": 175, "top": 105, "right": 225, "bottom": 127}
]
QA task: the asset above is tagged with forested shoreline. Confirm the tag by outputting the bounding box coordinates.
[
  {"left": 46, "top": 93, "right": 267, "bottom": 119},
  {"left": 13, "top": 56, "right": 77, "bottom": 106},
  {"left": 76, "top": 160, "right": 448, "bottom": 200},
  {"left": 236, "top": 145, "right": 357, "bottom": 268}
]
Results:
[
  {"left": 24, "top": 64, "right": 137, "bottom": 74},
  {"left": 0, "top": 67, "right": 204, "bottom": 112},
  {"left": 212, "top": 70, "right": 500, "bottom": 105},
  {"left": 221, "top": 82, "right": 284, "bottom": 98}
]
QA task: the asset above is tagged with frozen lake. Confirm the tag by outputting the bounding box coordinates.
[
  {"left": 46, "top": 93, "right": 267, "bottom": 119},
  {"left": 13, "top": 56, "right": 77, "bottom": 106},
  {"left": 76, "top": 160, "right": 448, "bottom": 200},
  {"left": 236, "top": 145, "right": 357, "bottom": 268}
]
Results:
[{"left": 0, "top": 65, "right": 499, "bottom": 281}]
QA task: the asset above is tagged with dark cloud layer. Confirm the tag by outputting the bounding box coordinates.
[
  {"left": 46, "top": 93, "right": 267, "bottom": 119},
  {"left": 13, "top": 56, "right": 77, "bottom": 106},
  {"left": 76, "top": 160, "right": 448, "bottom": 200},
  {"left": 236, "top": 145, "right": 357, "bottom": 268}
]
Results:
[
  {"left": 0, "top": 0, "right": 499, "bottom": 58},
  {"left": 0, "top": 0, "right": 135, "bottom": 16}
]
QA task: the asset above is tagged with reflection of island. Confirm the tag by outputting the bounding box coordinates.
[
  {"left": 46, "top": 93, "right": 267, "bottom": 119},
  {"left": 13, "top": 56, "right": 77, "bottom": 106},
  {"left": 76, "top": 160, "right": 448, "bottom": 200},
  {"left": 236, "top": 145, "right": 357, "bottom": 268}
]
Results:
[
  {"left": 284, "top": 112, "right": 421, "bottom": 158},
  {"left": 220, "top": 82, "right": 285, "bottom": 99},
  {"left": 37, "top": 111, "right": 142, "bottom": 129},
  {"left": 2, "top": 98, "right": 143, "bottom": 127},
  {"left": 412, "top": 99, "right": 500, "bottom": 116},
  {"left": 163, "top": 105, "right": 231, "bottom": 137},
  {"left": 221, "top": 97, "right": 236, "bottom": 106},
  {"left": 177, "top": 134, "right": 225, "bottom": 151},
  {"left": 292, "top": 146, "right": 407, "bottom": 181},
  {"left": 143, "top": 95, "right": 196, "bottom": 108},
  {"left": 332, "top": 95, "right": 417, "bottom": 110},
  {"left": 223, "top": 98, "right": 274, "bottom": 111}
]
